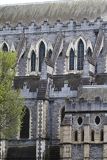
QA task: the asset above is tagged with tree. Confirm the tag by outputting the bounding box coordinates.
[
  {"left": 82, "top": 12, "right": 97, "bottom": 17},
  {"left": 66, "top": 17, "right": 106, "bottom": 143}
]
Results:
[{"left": 0, "top": 51, "right": 24, "bottom": 139}]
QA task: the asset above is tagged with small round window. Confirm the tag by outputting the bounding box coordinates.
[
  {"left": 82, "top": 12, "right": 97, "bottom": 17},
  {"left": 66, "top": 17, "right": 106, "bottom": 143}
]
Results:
[
  {"left": 77, "top": 117, "right": 83, "bottom": 125},
  {"left": 95, "top": 116, "right": 100, "bottom": 125}
]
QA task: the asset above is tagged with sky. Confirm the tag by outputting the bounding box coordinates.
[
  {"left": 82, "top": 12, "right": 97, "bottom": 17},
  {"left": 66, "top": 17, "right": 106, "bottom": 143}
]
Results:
[{"left": 0, "top": 0, "right": 60, "bottom": 5}]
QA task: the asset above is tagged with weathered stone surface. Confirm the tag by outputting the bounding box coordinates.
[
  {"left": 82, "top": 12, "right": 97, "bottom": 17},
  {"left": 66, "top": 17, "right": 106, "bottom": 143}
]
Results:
[{"left": 1, "top": 13, "right": 107, "bottom": 160}]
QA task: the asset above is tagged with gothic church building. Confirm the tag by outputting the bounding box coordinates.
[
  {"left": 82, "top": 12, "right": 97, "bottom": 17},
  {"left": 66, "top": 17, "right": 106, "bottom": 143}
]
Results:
[{"left": 1, "top": 1, "right": 107, "bottom": 159}]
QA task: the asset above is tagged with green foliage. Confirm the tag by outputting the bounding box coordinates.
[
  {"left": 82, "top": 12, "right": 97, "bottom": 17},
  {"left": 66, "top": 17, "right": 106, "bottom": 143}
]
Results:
[{"left": 0, "top": 51, "right": 24, "bottom": 139}]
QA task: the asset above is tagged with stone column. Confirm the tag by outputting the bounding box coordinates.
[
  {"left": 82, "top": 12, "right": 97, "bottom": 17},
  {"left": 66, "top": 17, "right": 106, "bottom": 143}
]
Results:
[
  {"left": 84, "top": 125, "right": 90, "bottom": 160},
  {"left": 36, "top": 100, "right": 48, "bottom": 160},
  {"left": 103, "top": 125, "right": 107, "bottom": 160}
]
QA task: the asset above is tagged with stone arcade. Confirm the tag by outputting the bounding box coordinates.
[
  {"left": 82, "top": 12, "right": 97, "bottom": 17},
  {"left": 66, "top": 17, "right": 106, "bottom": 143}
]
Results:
[{"left": 0, "top": 2, "right": 107, "bottom": 160}]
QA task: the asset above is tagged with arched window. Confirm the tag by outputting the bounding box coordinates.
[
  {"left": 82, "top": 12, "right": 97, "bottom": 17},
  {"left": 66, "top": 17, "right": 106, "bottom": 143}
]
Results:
[
  {"left": 61, "top": 107, "right": 65, "bottom": 123},
  {"left": 31, "top": 50, "right": 36, "bottom": 72},
  {"left": 87, "top": 48, "right": 92, "bottom": 57},
  {"left": 81, "top": 130, "right": 84, "bottom": 141},
  {"left": 74, "top": 131, "right": 78, "bottom": 141},
  {"left": 20, "top": 107, "right": 29, "bottom": 139},
  {"left": 2, "top": 43, "right": 8, "bottom": 52},
  {"left": 100, "top": 129, "right": 104, "bottom": 141},
  {"left": 48, "top": 49, "right": 52, "bottom": 59},
  {"left": 69, "top": 48, "right": 74, "bottom": 70},
  {"left": 95, "top": 116, "right": 100, "bottom": 125},
  {"left": 77, "top": 39, "right": 84, "bottom": 70},
  {"left": 39, "top": 41, "right": 45, "bottom": 72},
  {"left": 91, "top": 130, "right": 94, "bottom": 141}
]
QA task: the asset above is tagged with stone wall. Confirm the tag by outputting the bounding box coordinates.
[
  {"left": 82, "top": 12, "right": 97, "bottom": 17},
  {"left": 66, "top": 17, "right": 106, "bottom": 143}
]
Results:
[
  {"left": 60, "top": 100, "right": 107, "bottom": 160},
  {"left": 1, "top": 17, "right": 107, "bottom": 160}
]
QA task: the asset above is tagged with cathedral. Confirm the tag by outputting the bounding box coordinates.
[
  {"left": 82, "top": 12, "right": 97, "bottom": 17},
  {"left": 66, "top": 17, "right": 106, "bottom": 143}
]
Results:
[{"left": 1, "top": 0, "right": 107, "bottom": 159}]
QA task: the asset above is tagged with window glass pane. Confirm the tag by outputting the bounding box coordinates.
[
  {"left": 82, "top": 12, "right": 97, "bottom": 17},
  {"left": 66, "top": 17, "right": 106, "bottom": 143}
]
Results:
[
  {"left": 100, "top": 130, "right": 103, "bottom": 141},
  {"left": 75, "top": 131, "right": 78, "bottom": 141},
  {"left": 69, "top": 48, "right": 74, "bottom": 70},
  {"left": 31, "top": 50, "right": 36, "bottom": 72},
  {"left": 91, "top": 130, "right": 94, "bottom": 141},
  {"left": 39, "top": 42, "right": 45, "bottom": 72},
  {"left": 2, "top": 43, "right": 8, "bottom": 52},
  {"left": 77, "top": 40, "right": 84, "bottom": 70}
]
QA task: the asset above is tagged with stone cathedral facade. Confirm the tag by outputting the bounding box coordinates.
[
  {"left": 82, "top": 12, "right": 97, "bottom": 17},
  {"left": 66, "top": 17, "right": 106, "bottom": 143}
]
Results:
[{"left": 1, "top": 4, "right": 107, "bottom": 159}]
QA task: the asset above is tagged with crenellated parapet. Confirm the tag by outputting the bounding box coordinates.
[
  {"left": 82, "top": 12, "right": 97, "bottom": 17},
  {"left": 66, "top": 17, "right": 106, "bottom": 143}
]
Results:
[
  {"left": 78, "top": 85, "right": 107, "bottom": 102},
  {"left": 0, "top": 17, "right": 106, "bottom": 35},
  {"left": 66, "top": 99, "right": 107, "bottom": 112},
  {"left": 50, "top": 82, "right": 77, "bottom": 98},
  {"left": 20, "top": 84, "right": 37, "bottom": 99}
]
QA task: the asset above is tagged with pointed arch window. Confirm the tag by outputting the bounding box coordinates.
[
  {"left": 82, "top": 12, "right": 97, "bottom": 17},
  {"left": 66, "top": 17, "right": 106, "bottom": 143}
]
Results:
[
  {"left": 100, "top": 129, "right": 104, "bottom": 141},
  {"left": 69, "top": 48, "right": 74, "bottom": 70},
  {"left": 39, "top": 41, "right": 45, "bottom": 72},
  {"left": 2, "top": 43, "right": 8, "bottom": 52},
  {"left": 91, "top": 130, "right": 94, "bottom": 141},
  {"left": 81, "top": 130, "right": 84, "bottom": 141},
  {"left": 74, "top": 130, "right": 78, "bottom": 141},
  {"left": 31, "top": 50, "right": 36, "bottom": 72},
  {"left": 77, "top": 39, "right": 84, "bottom": 70},
  {"left": 61, "top": 106, "right": 65, "bottom": 123},
  {"left": 87, "top": 48, "right": 92, "bottom": 57}
]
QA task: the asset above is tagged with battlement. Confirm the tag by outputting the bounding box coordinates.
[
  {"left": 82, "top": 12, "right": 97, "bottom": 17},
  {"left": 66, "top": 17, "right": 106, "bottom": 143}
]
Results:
[
  {"left": 20, "top": 84, "right": 37, "bottom": 99},
  {"left": 66, "top": 98, "right": 107, "bottom": 112},
  {"left": 78, "top": 85, "right": 107, "bottom": 102},
  {"left": 0, "top": 17, "right": 106, "bottom": 35},
  {"left": 50, "top": 83, "right": 77, "bottom": 98}
]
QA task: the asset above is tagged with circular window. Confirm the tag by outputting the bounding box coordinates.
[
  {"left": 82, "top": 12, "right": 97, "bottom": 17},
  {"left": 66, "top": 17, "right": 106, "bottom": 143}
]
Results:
[
  {"left": 95, "top": 116, "right": 100, "bottom": 125},
  {"left": 77, "top": 117, "right": 83, "bottom": 125}
]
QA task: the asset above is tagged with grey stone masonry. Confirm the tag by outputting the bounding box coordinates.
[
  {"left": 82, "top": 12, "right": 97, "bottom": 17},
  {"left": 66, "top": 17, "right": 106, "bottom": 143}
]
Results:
[{"left": 2, "top": 16, "right": 107, "bottom": 160}]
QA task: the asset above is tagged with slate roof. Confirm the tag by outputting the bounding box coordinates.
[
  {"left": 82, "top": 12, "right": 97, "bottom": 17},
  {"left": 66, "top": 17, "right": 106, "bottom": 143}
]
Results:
[{"left": 0, "top": 0, "right": 107, "bottom": 25}]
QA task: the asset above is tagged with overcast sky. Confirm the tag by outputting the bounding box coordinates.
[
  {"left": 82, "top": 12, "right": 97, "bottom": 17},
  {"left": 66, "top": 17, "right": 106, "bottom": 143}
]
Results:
[{"left": 0, "top": 0, "right": 61, "bottom": 5}]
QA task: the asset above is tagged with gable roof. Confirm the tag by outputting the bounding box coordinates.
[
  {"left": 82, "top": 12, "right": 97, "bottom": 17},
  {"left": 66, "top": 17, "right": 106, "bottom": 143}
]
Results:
[{"left": 0, "top": 0, "right": 107, "bottom": 25}]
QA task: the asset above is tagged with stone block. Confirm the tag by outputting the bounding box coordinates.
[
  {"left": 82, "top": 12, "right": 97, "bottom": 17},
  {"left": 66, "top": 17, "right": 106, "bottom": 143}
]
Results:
[
  {"left": 84, "top": 144, "right": 90, "bottom": 158},
  {"left": 84, "top": 126, "right": 90, "bottom": 143}
]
